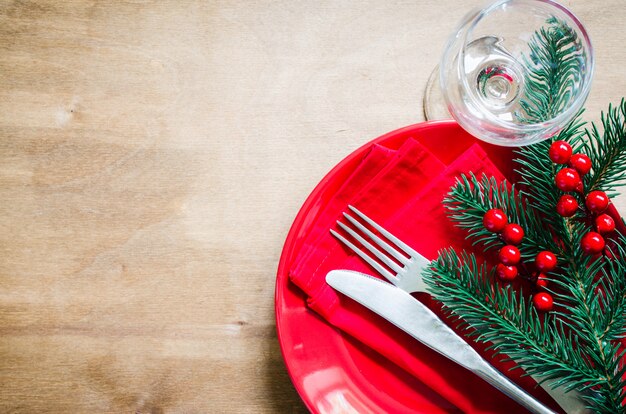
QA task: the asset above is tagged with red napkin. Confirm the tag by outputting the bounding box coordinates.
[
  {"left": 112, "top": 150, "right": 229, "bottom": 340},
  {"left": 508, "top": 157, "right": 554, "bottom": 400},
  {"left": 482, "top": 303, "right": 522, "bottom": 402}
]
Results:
[{"left": 289, "top": 138, "right": 561, "bottom": 413}]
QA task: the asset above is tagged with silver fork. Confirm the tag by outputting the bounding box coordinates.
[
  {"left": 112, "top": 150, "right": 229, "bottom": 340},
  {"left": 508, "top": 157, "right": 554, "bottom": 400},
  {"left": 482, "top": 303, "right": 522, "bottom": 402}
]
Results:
[
  {"left": 330, "top": 204, "right": 565, "bottom": 414},
  {"left": 330, "top": 204, "right": 429, "bottom": 293}
]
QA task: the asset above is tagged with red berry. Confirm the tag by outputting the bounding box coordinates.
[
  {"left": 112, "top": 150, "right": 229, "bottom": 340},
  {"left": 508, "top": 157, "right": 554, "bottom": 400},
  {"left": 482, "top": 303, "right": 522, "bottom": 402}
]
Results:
[
  {"left": 499, "top": 245, "right": 521, "bottom": 265},
  {"left": 596, "top": 214, "right": 616, "bottom": 234},
  {"left": 496, "top": 264, "right": 518, "bottom": 281},
  {"left": 536, "top": 273, "right": 549, "bottom": 288},
  {"left": 502, "top": 223, "right": 524, "bottom": 245},
  {"left": 535, "top": 251, "right": 557, "bottom": 272},
  {"left": 483, "top": 208, "right": 507, "bottom": 233},
  {"left": 549, "top": 141, "right": 572, "bottom": 164},
  {"left": 575, "top": 181, "right": 584, "bottom": 193},
  {"left": 555, "top": 168, "right": 581, "bottom": 192},
  {"left": 569, "top": 153, "right": 592, "bottom": 175},
  {"left": 581, "top": 231, "right": 605, "bottom": 254},
  {"left": 556, "top": 194, "right": 579, "bottom": 217},
  {"left": 585, "top": 190, "right": 609, "bottom": 214},
  {"left": 533, "top": 292, "right": 553, "bottom": 312}
]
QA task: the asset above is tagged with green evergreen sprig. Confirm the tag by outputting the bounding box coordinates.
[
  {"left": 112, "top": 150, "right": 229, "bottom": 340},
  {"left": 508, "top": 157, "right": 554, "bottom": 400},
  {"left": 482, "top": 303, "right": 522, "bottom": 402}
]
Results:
[
  {"left": 425, "top": 158, "right": 626, "bottom": 411},
  {"left": 426, "top": 249, "right": 607, "bottom": 394},
  {"left": 515, "top": 101, "right": 626, "bottom": 414},
  {"left": 424, "top": 99, "right": 626, "bottom": 413},
  {"left": 445, "top": 173, "right": 557, "bottom": 259},
  {"left": 516, "top": 16, "right": 586, "bottom": 123},
  {"left": 514, "top": 111, "right": 587, "bottom": 230},
  {"left": 582, "top": 99, "right": 626, "bottom": 197},
  {"left": 597, "top": 239, "right": 626, "bottom": 342}
]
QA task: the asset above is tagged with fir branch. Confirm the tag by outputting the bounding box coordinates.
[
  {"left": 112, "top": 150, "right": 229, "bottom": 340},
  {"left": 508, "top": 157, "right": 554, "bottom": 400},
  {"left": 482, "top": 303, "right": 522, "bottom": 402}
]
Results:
[
  {"left": 596, "top": 239, "right": 626, "bottom": 342},
  {"left": 513, "top": 102, "right": 626, "bottom": 412},
  {"left": 521, "top": 189, "right": 626, "bottom": 412},
  {"left": 424, "top": 250, "right": 605, "bottom": 392},
  {"left": 582, "top": 99, "right": 626, "bottom": 197},
  {"left": 516, "top": 16, "right": 587, "bottom": 123},
  {"left": 425, "top": 249, "right": 626, "bottom": 412},
  {"left": 514, "top": 111, "right": 587, "bottom": 230},
  {"left": 526, "top": 220, "right": 626, "bottom": 412},
  {"left": 445, "top": 173, "right": 557, "bottom": 257},
  {"left": 438, "top": 147, "right": 626, "bottom": 411}
]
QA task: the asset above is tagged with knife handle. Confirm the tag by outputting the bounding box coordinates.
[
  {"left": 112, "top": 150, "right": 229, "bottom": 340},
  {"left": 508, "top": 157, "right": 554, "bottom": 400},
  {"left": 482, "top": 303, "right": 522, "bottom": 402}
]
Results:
[
  {"left": 326, "top": 270, "right": 557, "bottom": 413},
  {"left": 421, "top": 322, "right": 556, "bottom": 414},
  {"left": 466, "top": 353, "right": 556, "bottom": 414},
  {"left": 398, "top": 294, "right": 556, "bottom": 413}
]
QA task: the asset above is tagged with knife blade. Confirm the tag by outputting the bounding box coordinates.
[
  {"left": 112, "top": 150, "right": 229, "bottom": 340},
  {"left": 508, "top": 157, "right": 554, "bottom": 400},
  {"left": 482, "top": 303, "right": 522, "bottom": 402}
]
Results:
[{"left": 326, "top": 269, "right": 556, "bottom": 414}]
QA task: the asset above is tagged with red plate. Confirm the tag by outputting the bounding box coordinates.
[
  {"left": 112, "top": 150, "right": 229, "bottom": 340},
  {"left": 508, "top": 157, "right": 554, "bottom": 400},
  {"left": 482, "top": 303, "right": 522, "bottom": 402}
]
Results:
[{"left": 275, "top": 121, "right": 516, "bottom": 413}]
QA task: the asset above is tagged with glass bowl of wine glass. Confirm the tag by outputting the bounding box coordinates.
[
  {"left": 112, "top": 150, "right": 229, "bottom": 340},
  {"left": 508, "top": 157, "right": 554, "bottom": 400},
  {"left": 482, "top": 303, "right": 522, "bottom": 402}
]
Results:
[{"left": 437, "top": 0, "right": 593, "bottom": 146}]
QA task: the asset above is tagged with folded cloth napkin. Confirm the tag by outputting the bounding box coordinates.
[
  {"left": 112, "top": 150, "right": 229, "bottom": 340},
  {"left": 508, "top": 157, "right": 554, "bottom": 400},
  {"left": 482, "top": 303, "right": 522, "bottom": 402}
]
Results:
[{"left": 289, "top": 137, "right": 562, "bottom": 413}]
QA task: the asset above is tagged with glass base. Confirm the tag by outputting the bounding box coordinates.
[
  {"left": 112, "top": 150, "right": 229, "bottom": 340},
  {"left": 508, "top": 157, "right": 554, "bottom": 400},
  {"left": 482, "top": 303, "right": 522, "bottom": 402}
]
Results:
[{"left": 423, "top": 65, "right": 453, "bottom": 121}]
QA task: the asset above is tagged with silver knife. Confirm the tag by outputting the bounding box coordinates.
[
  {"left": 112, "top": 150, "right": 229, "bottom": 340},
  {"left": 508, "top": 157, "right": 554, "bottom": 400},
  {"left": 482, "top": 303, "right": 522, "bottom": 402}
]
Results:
[{"left": 326, "top": 269, "right": 556, "bottom": 414}]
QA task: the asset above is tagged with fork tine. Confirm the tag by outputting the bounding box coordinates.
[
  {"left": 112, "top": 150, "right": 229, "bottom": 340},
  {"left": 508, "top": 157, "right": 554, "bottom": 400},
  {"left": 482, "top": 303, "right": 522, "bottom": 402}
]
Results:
[
  {"left": 330, "top": 229, "right": 396, "bottom": 282},
  {"left": 342, "top": 211, "right": 409, "bottom": 265},
  {"left": 348, "top": 205, "right": 419, "bottom": 257},
  {"left": 335, "top": 220, "right": 404, "bottom": 274}
]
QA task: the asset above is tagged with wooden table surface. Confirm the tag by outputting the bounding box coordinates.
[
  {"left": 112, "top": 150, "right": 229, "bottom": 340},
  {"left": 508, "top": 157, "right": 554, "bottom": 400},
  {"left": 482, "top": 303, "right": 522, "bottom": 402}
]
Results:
[{"left": 1, "top": 1, "right": 624, "bottom": 412}]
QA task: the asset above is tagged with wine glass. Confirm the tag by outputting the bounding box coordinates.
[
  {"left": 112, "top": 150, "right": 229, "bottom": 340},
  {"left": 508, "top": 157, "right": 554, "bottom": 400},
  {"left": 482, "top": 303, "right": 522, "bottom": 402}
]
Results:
[{"left": 423, "top": 0, "right": 594, "bottom": 146}]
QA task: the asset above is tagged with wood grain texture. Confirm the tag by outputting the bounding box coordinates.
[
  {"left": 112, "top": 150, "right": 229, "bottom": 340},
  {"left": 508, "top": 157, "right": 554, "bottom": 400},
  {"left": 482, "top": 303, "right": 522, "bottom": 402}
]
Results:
[{"left": 0, "top": 1, "right": 624, "bottom": 412}]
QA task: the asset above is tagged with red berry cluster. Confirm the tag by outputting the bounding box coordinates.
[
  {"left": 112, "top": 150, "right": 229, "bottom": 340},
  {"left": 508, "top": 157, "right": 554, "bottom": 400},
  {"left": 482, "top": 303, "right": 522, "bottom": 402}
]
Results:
[
  {"left": 483, "top": 208, "right": 556, "bottom": 312},
  {"left": 532, "top": 250, "right": 557, "bottom": 312},
  {"left": 550, "top": 141, "right": 591, "bottom": 192},
  {"left": 550, "top": 140, "right": 615, "bottom": 255},
  {"left": 483, "top": 208, "right": 557, "bottom": 312},
  {"left": 483, "top": 209, "right": 523, "bottom": 282}
]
